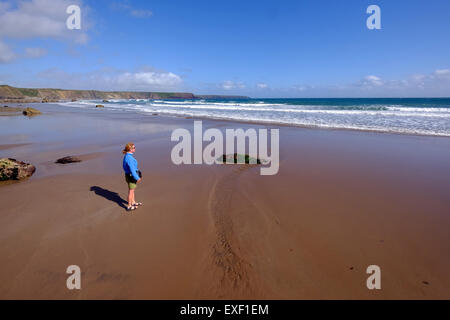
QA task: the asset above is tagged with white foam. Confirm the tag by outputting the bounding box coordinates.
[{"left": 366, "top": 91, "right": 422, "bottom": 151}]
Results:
[{"left": 53, "top": 100, "right": 450, "bottom": 137}]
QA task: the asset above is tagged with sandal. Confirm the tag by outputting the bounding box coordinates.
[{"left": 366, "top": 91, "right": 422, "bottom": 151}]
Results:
[
  {"left": 132, "top": 202, "right": 143, "bottom": 207},
  {"left": 126, "top": 205, "right": 137, "bottom": 212}
]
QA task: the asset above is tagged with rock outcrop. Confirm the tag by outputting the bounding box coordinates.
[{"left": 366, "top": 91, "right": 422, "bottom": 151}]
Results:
[
  {"left": 95, "top": 104, "right": 104, "bottom": 108},
  {"left": 0, "top": 85, "right": 249, "bottom": 102},
  {"left": 55, "top": 156, "right": 82, "bottom": 164},
  {"left": 22, "top": 107, "right": 41, "bottom": 116},
  {"left": 219, "top": 153, "right": 262, "bottom": 164},
  {"left": 0, "top": 158, "right": 36, "bottom": 181},
  {"left": 0, "top": 106, "right": 41, "bottom": 116}
]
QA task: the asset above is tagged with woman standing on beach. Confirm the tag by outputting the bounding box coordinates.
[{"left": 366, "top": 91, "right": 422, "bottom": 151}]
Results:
[{"left": 122, "top": 143, "right": 142, "bottom": 212}]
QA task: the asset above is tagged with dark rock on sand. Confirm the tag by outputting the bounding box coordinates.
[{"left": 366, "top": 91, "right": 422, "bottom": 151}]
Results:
[
  {"left": 220, "top": 153, "right": 262, "bottom": 164},
  {"left": 0, "top": 158, "right": 36, "bottom": 181},
  {"left": 3, "top": 105, "right": 8, "bottom": 107},
  {"left": 55, "top": 156, "right": 82, "bottom": 164},
  {"left": 22, "top": 107, "right": 41, "bottom": 116},
  {"left": 102, "top": 99, "right": 109, "bottom": 103},
  {"left": 96, "top": 104, "right": 104, "bottom": 108},
  {"left": 71, "top": 99, "right": 77, "bottom": 102}
]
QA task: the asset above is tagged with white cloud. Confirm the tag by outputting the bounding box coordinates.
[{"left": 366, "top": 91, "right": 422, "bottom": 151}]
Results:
[
  {"left": 111, "top": 2, "right": 153, "bottom": 18},
  {"left": 0, "top": 40, "right": 16, "bottom": 63},
  {"left": 130, "top": 9, "right": 153, "bottom": 18},
  {"left": 292, "top": 84, "right": 315, "bottom": 92},
  {"left": 357, "top": 70, "right": 450, "bottom": 92},
  {"left": 16, "top": 67, "right": 184, "bottom": 91},
  {"left": 357, "top": 75, "right": 384, "bottom": 87},
  {"left": 0, "top": 0, "right": 89, "bottom": 42},
  {"left": 116, "top": 71, "right": 182, "bottom": 89},
  {"left": 25, "top": 47, "right": 48, "bottom": 58},
  {"left": 0, "top": 0, "right": 90, "bottom": 63},
  {"left": 256, "top": 83, "right": 268, "bottom": 89},
  {"left": 222, "top": 80, "right": 234, "bottom": 90},
  {"left": 0, "top": 2, "right": 10, "bottom": 12},
  {"left": 433, "top": 69, "right": 450, "bottom": 77},
  {"left": 221, "top": 80, "right": 246, "bottom": 90},
  {"left": 328, "top": 69, "right": 450, "bottom": 96},
  {"left": 271, "top": 69, "right": 450, "bottom": 97}
]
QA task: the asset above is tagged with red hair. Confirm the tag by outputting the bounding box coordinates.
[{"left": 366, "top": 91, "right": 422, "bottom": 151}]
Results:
[{"left": 122, "top": 143, "right": 135, "bottom": 154}]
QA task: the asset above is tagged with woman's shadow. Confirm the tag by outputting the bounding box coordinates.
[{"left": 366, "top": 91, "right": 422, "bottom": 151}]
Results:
[{"left": 90, "top": 186, "right": 127, "bottom": 209}]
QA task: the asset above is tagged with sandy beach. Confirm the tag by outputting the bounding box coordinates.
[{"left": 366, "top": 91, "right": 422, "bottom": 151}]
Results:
[{"left": 1, "top": 103, "right": 450, "bottom": 299}]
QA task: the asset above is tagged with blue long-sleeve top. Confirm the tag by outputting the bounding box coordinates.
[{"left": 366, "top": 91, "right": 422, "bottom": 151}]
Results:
[{"left": 123, "top": 153, "right": 140, "bottom": 181}]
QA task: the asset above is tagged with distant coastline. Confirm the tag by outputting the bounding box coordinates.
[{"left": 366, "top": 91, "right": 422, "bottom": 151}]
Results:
[{"left": 0, "top": 84, "right": 249, "bottom": 103}]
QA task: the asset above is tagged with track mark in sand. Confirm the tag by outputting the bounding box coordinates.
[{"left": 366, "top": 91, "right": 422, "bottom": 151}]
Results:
[{"left": 207, "top": 165, "right": 257, "bottom": 296}]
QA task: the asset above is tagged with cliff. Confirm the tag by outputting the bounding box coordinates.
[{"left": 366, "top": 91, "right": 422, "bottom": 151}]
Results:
[{"left": 0, "top": 85, "right": 249, "bottom": 102}]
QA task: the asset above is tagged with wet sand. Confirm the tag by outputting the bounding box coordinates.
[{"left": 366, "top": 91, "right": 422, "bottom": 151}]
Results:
[
  {"left": 1, "top": 103, "right": 450, "bottom": 299},
  {"left": 0, "top": 143, "right": 31, "bottom": 151}
]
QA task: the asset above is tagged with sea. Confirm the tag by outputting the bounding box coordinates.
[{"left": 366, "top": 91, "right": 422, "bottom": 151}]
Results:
[{"left": 60, "top": 98, "right": 450, "bottom": 137}]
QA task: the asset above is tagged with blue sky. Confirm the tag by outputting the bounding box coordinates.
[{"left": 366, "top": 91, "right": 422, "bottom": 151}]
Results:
[{"left": 0, "top": 0, "right": 450, "bottom": 97}]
